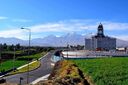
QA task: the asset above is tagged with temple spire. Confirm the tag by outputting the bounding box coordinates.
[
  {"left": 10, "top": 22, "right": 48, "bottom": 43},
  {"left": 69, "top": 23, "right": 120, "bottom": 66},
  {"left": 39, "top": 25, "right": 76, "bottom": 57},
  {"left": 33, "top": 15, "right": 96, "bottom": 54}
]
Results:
[{"left": 97, "top": 23, "right": 104, "bottom": 37}]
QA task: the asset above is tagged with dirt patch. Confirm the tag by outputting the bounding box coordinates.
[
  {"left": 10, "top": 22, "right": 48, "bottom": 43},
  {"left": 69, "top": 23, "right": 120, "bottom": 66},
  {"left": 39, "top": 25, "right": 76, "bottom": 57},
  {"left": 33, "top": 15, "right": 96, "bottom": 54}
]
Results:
[
  {"left": 35, "top": 60, "right": 90, "bottom": 85},
  {"left": 0, "top": 82, "right": 18, "bottom": 85}
]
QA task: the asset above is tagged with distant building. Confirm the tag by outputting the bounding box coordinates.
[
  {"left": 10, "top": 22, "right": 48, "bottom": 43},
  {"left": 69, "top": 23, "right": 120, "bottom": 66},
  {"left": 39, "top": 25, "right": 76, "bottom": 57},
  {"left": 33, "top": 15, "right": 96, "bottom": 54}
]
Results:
[{"left": 85, "top": 23, "right": 116, "bottom": 51}]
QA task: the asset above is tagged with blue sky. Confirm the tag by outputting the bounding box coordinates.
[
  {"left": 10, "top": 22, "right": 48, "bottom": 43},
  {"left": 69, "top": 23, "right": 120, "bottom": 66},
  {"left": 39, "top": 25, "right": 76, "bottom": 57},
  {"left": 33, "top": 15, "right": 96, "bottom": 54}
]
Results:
[{"left": 0, "top": 0, "right": 128, "bottom": 40}]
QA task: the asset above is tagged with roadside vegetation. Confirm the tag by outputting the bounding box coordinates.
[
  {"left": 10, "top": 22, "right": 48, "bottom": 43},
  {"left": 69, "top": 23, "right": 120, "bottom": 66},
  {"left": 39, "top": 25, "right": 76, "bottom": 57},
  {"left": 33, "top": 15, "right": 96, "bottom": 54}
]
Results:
[
  {"left": 16, "top": 52, "right": 46, "bottom": 60},
  {"left": 70, "top": 57, "right": 128, "bottom": 85},
  {"left": 39, "top": 60, "right": 89, "bottom": 85},
  {"left": 10, "top": 60, "right": 40, "bottom": 75},
  {"left": 0, "top": 53, "right": 43, "bottom": 72},
  {"left": 0, "top": 60, "right": 27, "bottom": 73},
  {"left": 0, "top": 43, "right": 55, "bottom": 74}
]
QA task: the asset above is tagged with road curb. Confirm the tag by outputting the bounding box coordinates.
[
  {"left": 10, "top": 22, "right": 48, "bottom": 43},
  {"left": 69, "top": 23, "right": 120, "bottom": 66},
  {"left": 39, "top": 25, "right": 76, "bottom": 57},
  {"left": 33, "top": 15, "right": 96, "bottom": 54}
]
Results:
[
  {"left": 17, "top": 60, "right": 37, "bottom": 70},
  {"left": 17, "top": 52, "right": 49, "bottom": 70},
  {"left": 38, "top": 52, "right": 49, "bottom": 60},
  {"left": 4, "top": 52, "right": 53, "bottom": 84},
  {"left": 30, "top": 74, "right": 50, "bottom": 85},
  {"left": 51, "top": 63, "right": 55, "bottom": 66}
]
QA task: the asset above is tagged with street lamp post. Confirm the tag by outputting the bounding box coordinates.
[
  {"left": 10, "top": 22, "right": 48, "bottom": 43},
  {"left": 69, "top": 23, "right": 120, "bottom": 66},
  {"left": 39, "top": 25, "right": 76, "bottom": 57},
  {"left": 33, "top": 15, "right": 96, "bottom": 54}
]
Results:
[
  {"left": 21, "top": 27, "right": 31, "bottom": 84},
  {"left": 67, "top": 43, "right": 69, "bottom": 59},
  {"left": 13, "top": 46, "right": 15, "bottom": 71},
  {"left": 19, "top": 77, "right": 23, "bottom": 85},
  {"left": 0, "top": 44, "right": 2, "bottom": 72}
]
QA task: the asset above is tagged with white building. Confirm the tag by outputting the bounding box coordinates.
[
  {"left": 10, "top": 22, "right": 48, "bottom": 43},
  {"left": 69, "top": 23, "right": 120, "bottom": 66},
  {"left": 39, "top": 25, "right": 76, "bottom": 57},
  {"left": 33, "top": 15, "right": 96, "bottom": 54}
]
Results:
[{"left": 85, "top": 23, "right": 116, "bottom": 51}]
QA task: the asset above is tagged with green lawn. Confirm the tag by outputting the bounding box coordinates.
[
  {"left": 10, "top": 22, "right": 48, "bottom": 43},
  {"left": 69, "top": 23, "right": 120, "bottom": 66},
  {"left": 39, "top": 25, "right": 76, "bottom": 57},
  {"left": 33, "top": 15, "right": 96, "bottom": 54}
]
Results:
[
  {"left": 0, "top": 52, "right": 47, "bottom": 73},
  {"left": 2, "top": 50, "right": 23, "bottom": 54},
  {"left": 10, "top": 60, "right": 40, "bottom": 75},
  {"left": 70, "top": 57, "right": 128, "bottom": 85},
  {"left": 0, "top": 60, "right": 27, "bottom": 72},
  {"left": 17, "top": 52, "right": 46, "bottom": 60}
]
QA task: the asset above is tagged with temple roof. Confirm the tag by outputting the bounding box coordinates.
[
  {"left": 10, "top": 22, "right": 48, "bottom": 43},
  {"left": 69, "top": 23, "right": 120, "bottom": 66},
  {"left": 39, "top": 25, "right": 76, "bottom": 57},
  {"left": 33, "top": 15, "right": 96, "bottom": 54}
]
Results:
[{"left": 98, "top": 23, "right": 103, "bottom": 29}]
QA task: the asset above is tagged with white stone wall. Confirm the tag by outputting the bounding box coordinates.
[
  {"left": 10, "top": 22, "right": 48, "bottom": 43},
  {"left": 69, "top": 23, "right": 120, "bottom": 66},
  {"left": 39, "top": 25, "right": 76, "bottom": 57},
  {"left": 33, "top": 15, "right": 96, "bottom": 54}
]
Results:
[
  {"left": 93, "top": 37, "right": 116, "bottom": 50},
  {"left": 85, "top": 36, "right": 116, "bottom": 51}
]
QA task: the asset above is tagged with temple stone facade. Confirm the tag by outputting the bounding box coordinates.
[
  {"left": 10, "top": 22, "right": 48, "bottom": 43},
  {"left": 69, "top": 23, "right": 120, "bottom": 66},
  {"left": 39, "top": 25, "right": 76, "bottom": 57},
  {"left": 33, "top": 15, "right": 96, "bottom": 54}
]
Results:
[{"left": 85, "top": 23, "right": 116, "bottom": 51}]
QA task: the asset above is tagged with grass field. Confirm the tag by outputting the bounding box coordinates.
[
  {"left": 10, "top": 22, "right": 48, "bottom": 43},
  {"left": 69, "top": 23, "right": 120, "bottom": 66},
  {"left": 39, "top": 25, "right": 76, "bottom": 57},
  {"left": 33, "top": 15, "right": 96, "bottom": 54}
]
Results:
[
  {"left": 10, "top": 60, "right": 40, "bottom": 75},
  {"left": 0, "top": 52, "right": 46, "bottom": 72},
  {"left": 2, "top": 50, "right": 23, "bottom": 54},
  {"left": 17, "top": 52, "right": 46, "bottom": 60},
  {"left": 70, "top": 57, "right": 128, "bottom": 85},
  {"left": 0, "top": 60, "right": 27, "bottom": 72}
]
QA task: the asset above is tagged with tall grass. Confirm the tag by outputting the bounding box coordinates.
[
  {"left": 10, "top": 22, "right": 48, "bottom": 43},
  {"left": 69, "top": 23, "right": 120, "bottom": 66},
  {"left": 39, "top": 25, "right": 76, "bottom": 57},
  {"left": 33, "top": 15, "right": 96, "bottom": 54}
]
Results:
[{"left": 70, "top": 57, "right": 128, "bottom": 85}]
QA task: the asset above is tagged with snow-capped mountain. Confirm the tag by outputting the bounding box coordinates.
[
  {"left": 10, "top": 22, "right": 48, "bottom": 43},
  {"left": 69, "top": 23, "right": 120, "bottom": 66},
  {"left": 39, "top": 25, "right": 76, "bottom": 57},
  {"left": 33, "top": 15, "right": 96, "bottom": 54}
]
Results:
[
  {"left": 32, "top": 32, "right": 85, "bottom": 46},
  {"left": 0, "top": 33, "right": 128, "bottom": 47},
  {"left": 0, "top": 37, "right": 27, "bottom": 45},
  {"left": 116, "top": 39, "right": 128, "bottom": 47}
]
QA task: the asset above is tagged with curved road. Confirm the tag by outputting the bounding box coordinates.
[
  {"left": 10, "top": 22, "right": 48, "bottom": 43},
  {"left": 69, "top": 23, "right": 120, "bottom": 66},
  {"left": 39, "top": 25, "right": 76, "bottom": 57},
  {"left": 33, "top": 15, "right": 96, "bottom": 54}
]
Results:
[{"left": 4, "top": 51, "right": 55, "bottom": 84}]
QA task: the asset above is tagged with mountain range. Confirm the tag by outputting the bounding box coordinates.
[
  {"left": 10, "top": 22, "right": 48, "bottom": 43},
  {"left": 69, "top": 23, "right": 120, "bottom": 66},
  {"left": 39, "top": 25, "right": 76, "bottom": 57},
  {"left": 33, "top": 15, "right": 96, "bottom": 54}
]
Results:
[{"left": 0, "top": 33, "right": 128, "bottom": 47}]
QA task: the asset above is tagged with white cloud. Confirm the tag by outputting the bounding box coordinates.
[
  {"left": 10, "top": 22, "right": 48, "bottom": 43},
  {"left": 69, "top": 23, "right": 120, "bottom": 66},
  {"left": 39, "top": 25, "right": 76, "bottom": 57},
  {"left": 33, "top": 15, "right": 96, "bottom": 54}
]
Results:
[
  {"left": 102, "top": 22, "right": 128, "bottom": 30},
  {"left": 12, "top": 19, "right": 31, "bottom": 22},
  {"left": 0, "top": 16, "right": 8, "bottom": 20},
  {"left": 30, "top": 22, "right": 82, "bottom": 33},
  {"left": 29, "top": 19, "right": 99, "bottom": 33},
  {"left": 28, "top": 20, "right": 128, "bottom": 34},
  {"left": 0, "top": 19, "right": 128, "bottom": 40},
  {"left": 111, "top": 35, "right": 128, "bottom": 41},
  {"left": 27, "top": 20, "right": 128, "bottom": 41},
  {"left": 0, "top": 29, "right": 26, "bottom": 39}
]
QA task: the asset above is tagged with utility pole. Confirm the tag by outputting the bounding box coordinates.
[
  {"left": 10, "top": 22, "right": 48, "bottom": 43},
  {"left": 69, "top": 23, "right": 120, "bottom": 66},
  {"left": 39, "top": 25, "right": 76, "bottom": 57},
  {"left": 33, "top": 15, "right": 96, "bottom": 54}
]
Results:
[
  {"left": 67, "top": 43, "right": 69, "bottom": 59},
  {"left": 0, "top": 44, "right": 2, "bottom": 72},
  {"left": 21, "top": 27, "right": 31, "bottom": 84},
  {"left": 13, "top": 46, "right": 15, "bottom": 71}
]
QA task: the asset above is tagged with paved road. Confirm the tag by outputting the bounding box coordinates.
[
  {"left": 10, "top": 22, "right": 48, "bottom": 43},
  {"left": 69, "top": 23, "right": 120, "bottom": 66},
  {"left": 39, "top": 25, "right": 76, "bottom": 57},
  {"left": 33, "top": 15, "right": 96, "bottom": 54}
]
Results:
[{"left": 4, "top": 51, "right": 55, "bottom": 84}]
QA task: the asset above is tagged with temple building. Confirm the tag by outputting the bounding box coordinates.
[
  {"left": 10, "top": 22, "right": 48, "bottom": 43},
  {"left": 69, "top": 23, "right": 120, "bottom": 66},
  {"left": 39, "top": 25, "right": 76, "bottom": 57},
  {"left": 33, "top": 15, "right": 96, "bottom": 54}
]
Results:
[{"left": 85, "top": 23, "right": 116, "bottom": 51}]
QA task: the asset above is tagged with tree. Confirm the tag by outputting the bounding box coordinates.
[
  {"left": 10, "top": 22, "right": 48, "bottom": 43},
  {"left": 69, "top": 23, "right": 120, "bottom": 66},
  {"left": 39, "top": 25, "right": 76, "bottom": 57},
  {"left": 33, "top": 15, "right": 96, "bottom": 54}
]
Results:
[
  {"left": 16, "top": 43, "right": 21, "bottom": 50},
  {"left": 3, "top": 43, "right": 7, "bottom": 51},
  {"left": 77, "top": 45, "right": 84, "bottom": 50},
  {"left": 8, "top": 44, "right": 14, "bottom": 51}
]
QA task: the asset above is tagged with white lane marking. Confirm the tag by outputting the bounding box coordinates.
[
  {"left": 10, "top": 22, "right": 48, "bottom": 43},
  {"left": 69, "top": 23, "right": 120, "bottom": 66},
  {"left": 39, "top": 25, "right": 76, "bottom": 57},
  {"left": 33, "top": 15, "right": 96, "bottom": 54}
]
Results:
[{"left": 30, "top": 74, "right": 50, "bottom": 85}]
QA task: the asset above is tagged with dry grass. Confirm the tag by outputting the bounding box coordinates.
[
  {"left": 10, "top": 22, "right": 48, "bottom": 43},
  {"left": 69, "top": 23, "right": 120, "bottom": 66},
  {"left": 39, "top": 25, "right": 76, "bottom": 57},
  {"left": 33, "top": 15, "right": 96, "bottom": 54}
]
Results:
[{"left": 9, "top": 60, "right": 40, "bottom": 75}]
